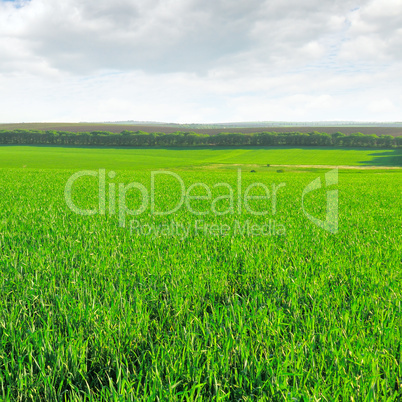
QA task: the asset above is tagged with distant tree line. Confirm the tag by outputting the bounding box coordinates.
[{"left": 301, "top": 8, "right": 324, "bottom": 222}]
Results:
[{"left": 0, "top": 129, "right": 401, "bottom": 148}]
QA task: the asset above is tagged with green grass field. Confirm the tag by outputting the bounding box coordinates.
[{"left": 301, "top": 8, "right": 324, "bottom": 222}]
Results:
[
  {"left": 0, "top": 146, "right": 401, "bottom": 400},
  {"left": 0, "top": 146, "right": 401, "bottom": 169}
]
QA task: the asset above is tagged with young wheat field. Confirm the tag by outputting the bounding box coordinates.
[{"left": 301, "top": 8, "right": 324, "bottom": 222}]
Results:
[{"left": 0, "top": 147, "right": 401, "bottom": 400}]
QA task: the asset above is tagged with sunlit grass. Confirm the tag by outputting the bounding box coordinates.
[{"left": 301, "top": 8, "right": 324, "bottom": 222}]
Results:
[
  {"left": 0, "top": 146, "right": 401, "bottom": 169},
  {"left": 0, "top": 167, "right": 401, "bottom": 400}
]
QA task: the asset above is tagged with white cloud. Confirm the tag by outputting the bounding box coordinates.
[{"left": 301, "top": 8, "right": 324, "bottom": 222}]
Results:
[
  {"left": 368, "top": 98, "right": 397, "bottom": 114},
  {"left": 0, "top": 0, "right": 360, "bottom": 74},
  {"left": 340, "top": 0, "right": 402, "bottom": 61},
  {"left": 0, "top": 0, "right": 401, "bottom": 122}
]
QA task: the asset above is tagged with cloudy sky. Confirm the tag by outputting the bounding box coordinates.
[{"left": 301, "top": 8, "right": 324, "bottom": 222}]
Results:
[{"left": 0, "top": 0, "right": 401, "bottom": 123}]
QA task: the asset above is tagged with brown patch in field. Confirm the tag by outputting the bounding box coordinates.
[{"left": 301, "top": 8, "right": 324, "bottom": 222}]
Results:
[
  {"left": 197, "top": 164, "right": 401, "bottom": 170},
  {"left": 270, "top": 164, "right": 401, "bottom": 170}
]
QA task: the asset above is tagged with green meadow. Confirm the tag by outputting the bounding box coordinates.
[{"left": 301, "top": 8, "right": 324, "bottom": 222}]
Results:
[
  {"left": 0, "top": 146, "right": 401, "bottom": 400},
  {"left": 0, "top": 145, "right": 401, "bottom": 169}
]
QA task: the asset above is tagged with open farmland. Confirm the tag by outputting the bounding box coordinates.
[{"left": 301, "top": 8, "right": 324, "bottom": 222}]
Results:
[
  {"left": 1, "top": 122, "right": 402, "bottom": 136},
  {"left": 0, "top": 146, "right": 401, "bottom": 170},
  {"left": 0, "top": 147, "right": 401, "bottom": 400}
]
